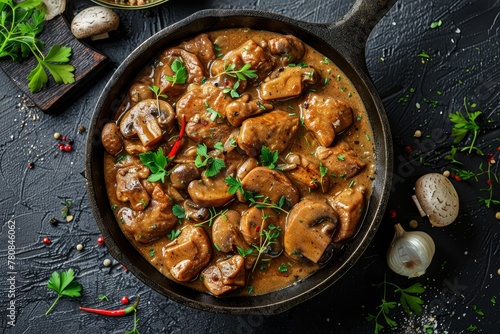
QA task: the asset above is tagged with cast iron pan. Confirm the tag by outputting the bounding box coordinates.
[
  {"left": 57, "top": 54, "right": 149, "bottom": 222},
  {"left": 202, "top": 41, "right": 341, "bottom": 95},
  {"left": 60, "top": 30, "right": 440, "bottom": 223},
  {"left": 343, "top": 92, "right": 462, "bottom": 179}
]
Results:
[{"left": 85, "top": 0, "right": 396, "bottom": 315}]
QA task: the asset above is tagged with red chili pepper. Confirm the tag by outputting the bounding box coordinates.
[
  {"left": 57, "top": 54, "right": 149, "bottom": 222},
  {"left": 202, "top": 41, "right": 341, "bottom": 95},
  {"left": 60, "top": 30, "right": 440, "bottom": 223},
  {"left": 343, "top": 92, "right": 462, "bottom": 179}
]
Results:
[
  {"left": 255, "top": 225, "right": 260, "bottom": 233},
  {"left": 454, "top": 175, "right": 462, "bottom": 182},
  {"left": 487, "top": 179, "right": 492, "bottom": 186},
  {"left": 167, "top": 115, "right": 186, "bottom": 159},
  {"left": 388, "top": 209, "right": 397, "bottom": 219},
  {"left": 80, "top": 295, "right": 140, "bottom": 317}
]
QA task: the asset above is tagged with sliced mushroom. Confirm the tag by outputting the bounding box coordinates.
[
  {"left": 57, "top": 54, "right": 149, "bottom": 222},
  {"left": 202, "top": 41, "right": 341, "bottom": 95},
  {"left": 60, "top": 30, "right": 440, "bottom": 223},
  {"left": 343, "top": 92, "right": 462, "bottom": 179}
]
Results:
[
  {"left": 302, "top": 93, "right": 353, "bottom": 147},
  {"left": 316, "top": 141, "right": 365, "bottom": 179},
  {"left": 259, "top": 66, "right": 317, "bottom": 101},
  {"left": 235, "top": 157, "right": 259, "bottom": 180},
  {"left": 169, "top": 163, "right": 201, "bottom": 190},
  {"left": 119, "top": 99, "right": 175, "bottom": 148},
  {"left": 329, "top": 185, "right": 367, "bottom": 243},
  {"left": 183, "top": 199, "right": 209, "bottom": 222},
  {"left": 238, "top": 110, "right": 299, "bottom": 157},
  {"left": 412, "top": 173, "right": 459, "bottom": 227},
  {"left": 129, "top": 82, "right": 155, "bottom": 104},
  {"left": 162, "top": 224, "right": 212, "bottom": 282},
  {"left": 284, "top": 199, "right": 338, "bottom": 263},
  {"left": 201, "top": 255, "right": 246, "bottom": 296},
  {"left": 238, "top": 167, "right": 299, "bottom": 207},
  {"left": 187, "top": 170, "right": 234, "bottom": 208},
  {"left": 119, "top": 185, "right": 177, "bottom": 243},
  {"left": 212, "top": 210, "right": 247, "bottom": 253},
  {"left": 71, "top": 6, "right": 119, "bottom": 40},
  {"left": 240, "top": 207, "right": 284, "bottom": 256}
]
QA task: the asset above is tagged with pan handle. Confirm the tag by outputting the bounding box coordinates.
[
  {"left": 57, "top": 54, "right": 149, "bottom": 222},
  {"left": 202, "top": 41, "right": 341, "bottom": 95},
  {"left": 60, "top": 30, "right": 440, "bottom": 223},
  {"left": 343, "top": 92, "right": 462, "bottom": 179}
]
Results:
[{"left": 319, "top": 0, "right": 397, "bottom": 70}]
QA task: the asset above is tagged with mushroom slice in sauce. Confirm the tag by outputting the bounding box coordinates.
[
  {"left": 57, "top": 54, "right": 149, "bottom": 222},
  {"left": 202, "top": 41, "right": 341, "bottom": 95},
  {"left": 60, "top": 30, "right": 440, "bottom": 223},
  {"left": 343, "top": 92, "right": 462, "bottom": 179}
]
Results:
[
  {"left": 259, "top": 66, "right": 317, "bottom": 101},
  {"left": 240, "top": 207, "right": 284, "bottom": 256},
  {"left": 237, "top": 110, "right": 299, "bottom": 157},
  {"left": 119, "top": 185, "right": 177, "bottom": 243},
  {"left": 212, "top": 210, "right": 247, "bottom": 253},
  {"left": 162, "top": 224, "right": 212, "bottom": 282},
  {"left": 268, "top": 35, "right": 305, "bottom": 65},
  {"left": 316, "top": 141, "right": 366, "bottom": 179},
  {"left": 302, "top": 93, "right": 353, "bottom": 147},
  {"left": 284, "top": 199, "right": 339, "bottom": 263},
  {"left": 170, "top": 163, "right": 201, "bottom": 190},
  {"left": 329, "top": 185, "right": 367, "bottom": 243},
  {"left": 201, "top": 255, "right": 246, "bottom": 296},
  {"left": 238, "top": 167, "right": 299, "bottom": 207},
  {"left": 183, "top": 200, "right": 210, "bottom": 222},
  {"left": 188, "top": 170, "right": 235, "bottom": 208},
  {"left": 129, "top": 82, "right": 154, "bottom": 104},
  {"left": 119, "top": 99, "right": 175, "bottom": 148}
]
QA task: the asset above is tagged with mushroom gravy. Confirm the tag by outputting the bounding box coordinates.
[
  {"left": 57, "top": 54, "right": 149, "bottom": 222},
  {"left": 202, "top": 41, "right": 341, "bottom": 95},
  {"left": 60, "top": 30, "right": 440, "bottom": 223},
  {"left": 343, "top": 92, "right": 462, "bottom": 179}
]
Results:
[{"left": 102, "top": 28, "right": 375, "bottom": 296}]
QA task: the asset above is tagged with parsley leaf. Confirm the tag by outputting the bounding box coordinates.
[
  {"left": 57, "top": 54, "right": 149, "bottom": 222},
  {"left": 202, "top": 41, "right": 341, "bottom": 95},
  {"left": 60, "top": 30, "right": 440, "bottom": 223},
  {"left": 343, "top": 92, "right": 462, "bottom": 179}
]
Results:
[
  {"left": 45, "top": 268, "right": 82, "bottom": 315},
  {"left": 167, "top": 229, "right": 181, "bottom": 240},
  {"left": 139, "top": 147, "right": 171, "bottom": 183},
  {"left": 165, "top": 58, "right": 187, "bottom": 85},
  {"left": 205, "top": 102, "right": 221, "bottom": 121},
  {"left": 194, "top": 143, "right": 226, "bottom": 177},
  {"left": 449, "top": 97, "right": 483, "bottom": 154},
  {"left": 224, "top": 175, "right": 244, "bottom": 195},
  {"left": 172, "top": 204, "right": 185, "bottom": 220},
  {"left": 0, "top": 1, "right": 75, "bottom": 93},
  {"left": 260, "top": 146, "right": 279, "bottom": 169}
]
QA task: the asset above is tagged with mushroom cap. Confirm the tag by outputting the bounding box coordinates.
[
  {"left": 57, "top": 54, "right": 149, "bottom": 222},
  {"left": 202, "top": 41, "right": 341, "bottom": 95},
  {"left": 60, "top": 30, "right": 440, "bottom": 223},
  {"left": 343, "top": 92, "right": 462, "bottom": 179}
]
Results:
[
  {"left": 415, "top": 173, "right": 459, "bottom": 227},
  {"left": 71, "top": 6, "right": 120, "bottom": 39},
  {"left": 43, "top": 0, "right": 66, "bottom": 21}
]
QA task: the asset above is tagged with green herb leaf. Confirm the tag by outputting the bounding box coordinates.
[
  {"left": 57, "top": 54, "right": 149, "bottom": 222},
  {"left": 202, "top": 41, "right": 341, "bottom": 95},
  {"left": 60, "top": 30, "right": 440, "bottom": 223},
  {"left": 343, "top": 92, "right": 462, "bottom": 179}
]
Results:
[
  {"left": 430, "top": 20, "right": 442, "bottom": 29},
  {"left": 278, "top": 263, "right": 288, "bottom": 273},
  {"left": 172, "top": 204, "right": 185, "bottom": 219},
  {"left": 98, "top": 294, "right": 108, "bottom": 301},
  {"left": 46, "top": 269, "right": 82, "bottom": 315},
  {"left": 139, "top": 147, "right": 171, "bottom": 183},
  {"left": 260, "top": 146, "right": 279, "bottom": 169},
  {"left": 194, "top": 143, "right": 225, "bottom": 177},
  {"left": 167, "top": 229, "right": 181, "bottom": 240},
  {"left": 224, "top": 62, "right": 257, "bottom": 80},
  {"left": 449, "top": 97, "right": 483, "bottom": 154},
  {"left": 165, "top": 58, "right": 187, "bottom": 85},
  {"left": 205, "top": 102, "right": 222, "bottom": 121},
  {"left": 225, "top": 175, "right": 244, "bottom": 195}
]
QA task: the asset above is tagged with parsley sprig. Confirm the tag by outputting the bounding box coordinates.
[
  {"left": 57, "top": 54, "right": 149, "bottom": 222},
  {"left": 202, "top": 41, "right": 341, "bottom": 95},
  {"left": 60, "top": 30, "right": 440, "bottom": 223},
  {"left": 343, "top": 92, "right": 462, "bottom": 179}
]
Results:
[
  {"left": 165, "top": 58, "right": 187, "bottom": 85},
  {"left": 0, "top": 0, "right": 75, "bottom": 93},
  {"left": 366, "top": 275, "right": 425, "bottom": 333},
  {"left": 139, "top": 147, "right": 172, "bottom": 183},
  {"left": 194, "top": 143, "right": 226, "bottom": 177},
  {"left": 45, "top": 268, "right": 82, "bottom": 315},
  {"left": 449, "top": 97, "right": 483, "bottom": 154},
  {"left": 260, "top": 146, "right": 279, "bottom": 170}
]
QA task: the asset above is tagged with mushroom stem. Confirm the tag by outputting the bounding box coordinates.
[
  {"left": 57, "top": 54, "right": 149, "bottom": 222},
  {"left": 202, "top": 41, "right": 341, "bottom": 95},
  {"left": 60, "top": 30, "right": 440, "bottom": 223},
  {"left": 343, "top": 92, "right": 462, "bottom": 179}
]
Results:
[
  {"left": 91, "top": 32, "right": 110, "bottom": 41},
  {"left": 411, "top": 194, "right": 426, "bottom": 218}
]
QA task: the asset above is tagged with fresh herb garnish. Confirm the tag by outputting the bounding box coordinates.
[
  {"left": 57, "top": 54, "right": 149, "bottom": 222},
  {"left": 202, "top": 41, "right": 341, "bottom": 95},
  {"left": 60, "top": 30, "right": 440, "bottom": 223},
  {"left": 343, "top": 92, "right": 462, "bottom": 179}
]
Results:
[
  {"left": 165, "top": 58, "right": 187, "bottom": 85},
  {"left": 319, "top": 163, "right": 328, "bottom": 192},
  {"left": 449, "top": 97, "right": 483, "bottom": 154},
  {"left": 125, "top": 310, "right": 140, "bottom": 334},
  {"left": 222, "top": 79, "right": 241, "bottom": 98},
  {"left": 430, "top": 20, "right": 442, "bottom": 29},
  {"left": 278, "top": 263, "right": 288, "bottom": 273},
  {"left": 452, "top": 159, "right": 499, "bottom": 208},
  {"left": 225, "top": 175, "right": 244, "bottom": 195},
  {"left": 418, "top": 51, "right": 430, "bottom": 58},
  {"left": 223, "top": 63, "right": 257, "bottom": 80},
  {"left": 260, "top": 146, "right": 279, "bottom": 170},
  {"left": 0, "top": 0, "right": 75, "bottom": 93},
  {"left": 98, "top": 294, "right": 108, "bottom": 301},
  {"left": 60, "top": 199, "right": 72, "bottom": 218},
  {"left": 237, "top": 246, "right": 253, "bottom": 258},
  {"left": 139, "top": 147, "right": 171, "bottom": 183},
  {"left": 149, "top": 85, "right": 168, "bottom": 113},
  {"left": 251, "top": 223, "right": 281, "bottom": 272},
  {"left": 194, "top": 143, "right": 226, "bottom": 177},
  {"left": 149, "top": 249, "right": 155, "bottom": 257},
  {"left": 194, "top": 207, "right": 228, "bottom": 227},
  {"left": 205, "top": 102, "right": 221, "bottom": 121},
  {"left": 367, "top": 275, "right": 425, "bottom": 333},
  {"left": 249, "top": 195, "right": 289, "bottom": 214},
  {"left": 45, "top": 268, "right": 82, "bottom": 315},
  {"left": 167, "top": 229, "right": 181, "bottom": 240},
  {"left": 172, "top": 204, "right": 186, "bottom": 222}
]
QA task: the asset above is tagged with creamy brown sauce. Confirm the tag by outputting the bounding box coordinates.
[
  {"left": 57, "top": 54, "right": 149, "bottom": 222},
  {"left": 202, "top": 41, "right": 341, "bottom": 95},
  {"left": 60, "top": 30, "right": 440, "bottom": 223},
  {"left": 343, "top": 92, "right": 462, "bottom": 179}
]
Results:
[{"left": 102, "top": 28, "right": 375, "bottom": 296}]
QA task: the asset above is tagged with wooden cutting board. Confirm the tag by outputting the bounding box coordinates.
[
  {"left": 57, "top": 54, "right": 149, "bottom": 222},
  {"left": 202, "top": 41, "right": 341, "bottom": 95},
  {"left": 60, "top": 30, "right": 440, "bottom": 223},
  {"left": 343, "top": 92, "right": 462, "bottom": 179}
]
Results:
[{"left": 0, "top": 14, "right": 109, "bottom": 114}]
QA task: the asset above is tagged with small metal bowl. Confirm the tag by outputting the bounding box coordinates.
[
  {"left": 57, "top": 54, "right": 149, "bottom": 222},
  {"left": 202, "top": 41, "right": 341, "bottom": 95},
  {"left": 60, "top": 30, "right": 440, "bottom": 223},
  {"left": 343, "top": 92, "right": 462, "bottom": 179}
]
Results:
[{"left": 91, "top": 0, "right": 169, "bottom": 10}]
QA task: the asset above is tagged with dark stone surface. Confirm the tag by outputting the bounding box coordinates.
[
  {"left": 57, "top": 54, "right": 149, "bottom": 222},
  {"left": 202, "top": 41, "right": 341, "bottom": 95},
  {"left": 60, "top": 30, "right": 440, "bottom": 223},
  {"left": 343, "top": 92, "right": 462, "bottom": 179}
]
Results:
[{"left": 0, "top": 0, "right": 499, "bottom": 333}]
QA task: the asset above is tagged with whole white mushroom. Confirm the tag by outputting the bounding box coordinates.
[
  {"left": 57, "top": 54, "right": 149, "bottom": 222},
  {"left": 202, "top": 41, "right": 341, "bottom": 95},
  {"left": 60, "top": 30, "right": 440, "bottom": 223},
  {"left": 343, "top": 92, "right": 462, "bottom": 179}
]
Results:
[
  {"left": 71, "top": 6, "right": 120, "bottom": 40},
  {"left": 412, "top": 173, "right": 459, "bottom": 227}
]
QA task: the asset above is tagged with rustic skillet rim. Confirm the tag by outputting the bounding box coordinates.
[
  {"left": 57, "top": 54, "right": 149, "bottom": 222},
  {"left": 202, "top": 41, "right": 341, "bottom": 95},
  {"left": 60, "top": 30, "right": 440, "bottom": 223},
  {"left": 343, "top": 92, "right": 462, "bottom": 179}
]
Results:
[{"left": 85, "top": 1, "right": 395, "bottom": 315}]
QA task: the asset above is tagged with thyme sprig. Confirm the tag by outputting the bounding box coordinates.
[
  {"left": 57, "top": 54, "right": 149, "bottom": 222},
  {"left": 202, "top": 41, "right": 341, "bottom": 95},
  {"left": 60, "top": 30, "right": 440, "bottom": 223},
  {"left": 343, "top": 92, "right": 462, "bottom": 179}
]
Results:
[
  {"left": 251, "top": 223, "right": 281, "bottom": 272},
  {"left": 194, "top": 207, "right": 228, "bottom": 227}
]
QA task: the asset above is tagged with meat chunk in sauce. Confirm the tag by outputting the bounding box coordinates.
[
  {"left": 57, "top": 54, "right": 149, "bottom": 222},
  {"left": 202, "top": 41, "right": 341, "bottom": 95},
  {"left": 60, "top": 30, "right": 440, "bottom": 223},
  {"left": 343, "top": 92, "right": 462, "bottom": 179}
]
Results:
[
  {"left": 238, "top": 110, "right": 299, "bottom": 157},
  {"left": 226, "top": 94, "right": 273, "bottom": 127},
  {"left": 302, "top": 93, "right": 353, "bottom": 147},
  {"left": 211, "top": 39, "right": 275, "bottom": 80},
  {"left": 154, "top": 48, "right": 204, "bottom": 96},
  {"left": 119, "top": 185, "right": 177, "bottom": 243},
  {"left": 179, "top": 33, "right": 216, "bottom": 64},
  {"left": 315, "top": 141, "right": 366, "bottom": 179},
  {"left": 329, "top": 186, "right": 367, "bottom": 243},
  {"left": 268, "top": 35, "right": 305, "bottom": 65},
  {"left": 162, "top": 224, "right": 212, "bottom": 282},
  {"left": 101, "top": 122, "right": 123, "bottom": 155},
  {"left": 176, "top": 84, "right": 233, "bottom": 148},
  {"left": 116, "top": 157, "right": 151, "bottom": 211},
  {"left": 259, "top": 66, "right": 317, "bottom": 101},
  {"left": 285, "top": 153, "right": 329, "bottom": 192},
  {"left": 201, "top": 255, "right": 246, "bottom": 296}
]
